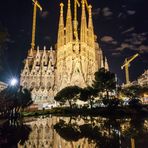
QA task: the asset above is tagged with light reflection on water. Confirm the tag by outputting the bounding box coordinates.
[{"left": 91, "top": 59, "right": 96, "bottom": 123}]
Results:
[{"left": 0, "top": 116, "right": 148, "bottom": 148}]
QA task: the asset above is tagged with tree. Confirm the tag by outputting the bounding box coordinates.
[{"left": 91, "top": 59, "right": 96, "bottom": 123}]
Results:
[
  {"left": 0, "top": 86, "right": 32, "bottom": 118},
  {"left": 80, "top": 86, "right": 97, "bottom": 109},
  {"left": 16, "top": 86, "right": 33, "bottom": 111},
  {"left": 0, "top": 122, "right": 32, "bottom": 147},
  {"left": 92, "top": 68, "right": 116, "bottom": 100},
  {"left": 121, "top": 85, "right": 147, "bottom": 109},
  {"left": 54, "top": 119, "right": 82, "bottom": 141},
  {"left": 139, "top": 86, "right": 148, "bottom": 99},
  {"left": 0, "top": 86, "right": 17, "bottom": 116},
  {"left": 128, "top": 98, "right": 142, "bottom": 109},
  {"left": 102, "top": 97, "right": 120, "bottom": 108},
  {"left": 79, "top": 68, "right": 117, "bottom": 109},
  {"left": 54, "top": 86, "right": 81, "bottom": 109},
  {"left": 121, "top": 85, "right": 142, "bottom": 99}
]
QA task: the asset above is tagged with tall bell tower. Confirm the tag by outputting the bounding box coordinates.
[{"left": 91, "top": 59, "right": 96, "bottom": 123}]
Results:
[{"left": 55, "top": 0, "right": 108, "bottom": 91}]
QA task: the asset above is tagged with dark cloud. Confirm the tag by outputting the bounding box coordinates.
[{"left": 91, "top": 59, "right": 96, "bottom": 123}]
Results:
[
  {"left": 101, "top": 36, "right": 114, "bottom": 42},
  {"left": 138, "top": 45, "right": 148, "bottom": 53},
  {"left": 122, "top": 27, "right": 135, "bottom": 34},
  {"left": 92, "top": 7, "right": 113, "bottom": 18},
  {"left": 115, "top": 43, "right": 134, "bottom": 51},
  {"left": 102, "top": 7, "right": 113, "bottom": 17},
  {"left": 115, "top": 31, "right": 148, "bottom": 53},
  {"left": 124, "top": 32, "right": 147, "bottom": 44},
  {"left": 111, "top": 41, "right": 118, "bottom": 45},
  {"left": 127, "top": 10, "right": 136, "bottom": 15},
  {"left": 5, "top": 38, "right": 15, "bottom": 44},
  {"left": 92, "top": 8, "right": 100, "bottom": 16},
  {"left": 112, "top": 52, "right": 121, "bottom": 57},
  {"left": 40, "top": 11, "right": 49, "bottom": 19},
  {"left": 44, "top": 36, "right": 51, "bottom": 42}
]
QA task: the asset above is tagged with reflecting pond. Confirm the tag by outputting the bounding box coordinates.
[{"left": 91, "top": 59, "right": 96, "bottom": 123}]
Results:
[{"left": 0, "top": 116, "right": 148, "bottom": 148}]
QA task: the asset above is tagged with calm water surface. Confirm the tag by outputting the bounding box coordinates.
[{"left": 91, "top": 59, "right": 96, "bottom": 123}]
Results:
[{"left": 0, "top": 116, "right": 148, "bottom": 148}]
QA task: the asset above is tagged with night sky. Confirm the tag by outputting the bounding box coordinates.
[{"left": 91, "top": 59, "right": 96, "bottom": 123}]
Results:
[{"left": 0, "top": 0, "right": 148, "bottom": 84}]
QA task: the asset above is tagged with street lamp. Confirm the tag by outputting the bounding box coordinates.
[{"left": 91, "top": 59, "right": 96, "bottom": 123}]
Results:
[{"left": 10, "top": 78, "right": 18, "bottom": 86}]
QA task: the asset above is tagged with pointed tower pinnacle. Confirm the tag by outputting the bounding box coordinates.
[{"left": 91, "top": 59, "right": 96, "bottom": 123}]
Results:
[
  {"left": 57, "top": 3, "right": 65, "bottom": 49},
  {"left": 36, "top": 46, "right": 40, "bottom": 58},
  {"left": 50, "top": 46, "right": 53, "bottom": 51},
  {"left": 24, "top": 59, "right": 29, "bottom": 70},
  {"left": 43, "top": 46, "right": 46, "bottom": 56},
  {"left": 42, "top": 46, "right": 47, "bottom": 66},
  {"left": 80, "top": 0, "right": 88, "bottom": 43},
  {"left": 43, "top": 46, "right": 46, "bottom": 51},
  {"left": 66, "top": 0, "right": 73, "bottom": 43},
  {"left": 28, "top": 48, "right": 34, "bottom": 58},
  {"left": 88, "top": 5, "right": 95, "bottom": 48},
  {"left": 37, "top": 46, "right": 40, "bottom": 52}
]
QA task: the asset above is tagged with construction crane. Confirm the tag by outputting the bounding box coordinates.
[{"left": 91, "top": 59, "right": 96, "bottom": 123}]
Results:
[
  {"left": 31, "top": 0, "right": 42, "bottom": 50},
  {"left": 121, "top": 53, "right": 139, "bottom": 85},
  {"left": 73, "top": 0, "right": 80, "bottom": 41},
  {"left": 83, "top": 0, "right": 89, "bottom": 11}
]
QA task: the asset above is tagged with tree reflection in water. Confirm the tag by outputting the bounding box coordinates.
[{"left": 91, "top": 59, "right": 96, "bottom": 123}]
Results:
[
  {"left": 54, "top": 118, "right": 119, "bottom": 148},
  {"left": 0, "top": 121, "right": 31, "bottom": 148},
  {"left": 122, "top": 117, "right": 148, "bottom": 148},
  {"left": 54, "top": 119, "right": 82, "bottom": 141},
  {"left": 54, "top": 116, "right": 148, "bottom": 148}
]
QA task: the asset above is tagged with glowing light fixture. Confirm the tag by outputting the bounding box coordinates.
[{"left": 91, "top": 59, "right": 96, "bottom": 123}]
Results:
[{"left": 10, "top": 78, "right": 18, "bottom": 86}]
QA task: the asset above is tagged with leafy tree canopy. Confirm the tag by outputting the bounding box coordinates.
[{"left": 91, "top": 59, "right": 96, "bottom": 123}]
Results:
[
  {"left": 54, "top": 86, "right": 81, "bottom": 108},
  {"left": 121, "top": 85, "right": 146, "bottom": 99},
  {"left": 92, "top": 68, "right": 116, "bottom": 93},
  {"left": 80, "top": 86, "right": 97, "bottom": 102},
  {"left": 0, "top": 86, "right": 32, "bottom": 114}
]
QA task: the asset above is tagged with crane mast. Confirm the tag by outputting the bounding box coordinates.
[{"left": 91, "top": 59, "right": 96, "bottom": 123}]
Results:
[
  {"left": 84, "top": 0, "right": 89, "bottom": 11},
  {"left": 31, "top": 0, "right": 42, "bottom": 50},
  {"left": 73, "top": 0, "right": 80, "bottom": 41},
  {"left": 121, "top": 53, "right": 139, "bottom": 85},
  {"left": 73, "top": 0, "right": 90, "bottom": 41}
]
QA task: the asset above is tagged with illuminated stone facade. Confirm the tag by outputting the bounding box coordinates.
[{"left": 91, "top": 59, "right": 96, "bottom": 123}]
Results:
[
  {"left": 20, "top": 0, "right": 108, "bottom": 106},
  {"left": 137, "top": 70, "right": 148, "bottom": 86},
  {"left": 0, "top": 81, "right": 7, "bottom": 92}
]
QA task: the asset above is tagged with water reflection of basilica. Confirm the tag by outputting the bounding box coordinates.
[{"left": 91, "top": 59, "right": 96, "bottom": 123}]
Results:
[
  {"left": 18, "top": 116, "right": 148, "bottom": 148},
  {"left": 18, "top": 117, "right": 96, "bottom": 148}
]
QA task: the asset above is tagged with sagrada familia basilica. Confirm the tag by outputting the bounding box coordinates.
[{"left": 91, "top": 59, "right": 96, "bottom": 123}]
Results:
[{"left": 20, "top": 0, "right": 108, "bottom": 107}]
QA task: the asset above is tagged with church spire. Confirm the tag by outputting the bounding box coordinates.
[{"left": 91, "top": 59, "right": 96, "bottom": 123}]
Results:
[
  {"left": 57, "top": 3, "right": 64, "bottom": 48},
  {"left": 28, "top": 48, "right": 34, "bottom": 58},
  {"left": 66, "top": 0, "right": 73, "bottom": 43},
  {"left": 24, "top": 59, "right": 29, "bottom": 70},
  {"left": 88, "top": 5, "right": 95, "bottom": 48},
  {"left": 80, "top": 0, "right": 88, "bottom": 43}
]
